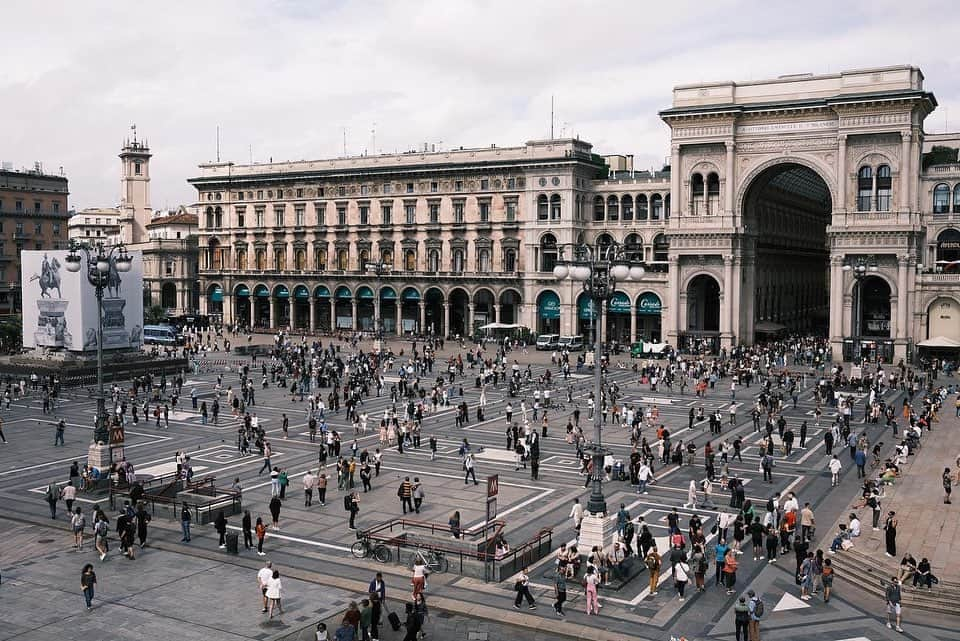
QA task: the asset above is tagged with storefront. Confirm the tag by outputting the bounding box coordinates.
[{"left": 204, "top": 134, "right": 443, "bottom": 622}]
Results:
[
  {"left": 380, "top": 287, "right": 398, "bottom": 334},
  {"left": 314, "top": 285, "right": 331, "bottom": 331},
  {"left": 234, "top": 285, "right": 250, "bottom": 328},
  {"left": 356, "top": 286, "right": 375, "bottom": 331},
  {"left": 606, "top": 291, "right": 631, "bottom": 344},
  {"left": 577, "top": 293, "right": 598, "bottom": 339},
  {"left": 208, "top": 285, "right": 224, "bottom": 321},
  {"left": 401, "top": 288, "right": 420, "bottom": 334},
  {"left": 253, "top": 285, "right": 270, "bottom": 327},
  {"left": 334, "top": 286, "right": 353, "bottom": 329},
  {"left": 292, "top": 285, "right": 310, "bottom": 329},
  {"left": 537, "top": 290, "right": 561, "bottom": 335},
  {"left": 635, "top": 292, "right": 662, "bottom": 342},
  {"left": 274, "top": 285, "right": 290, "bottom": 327}
]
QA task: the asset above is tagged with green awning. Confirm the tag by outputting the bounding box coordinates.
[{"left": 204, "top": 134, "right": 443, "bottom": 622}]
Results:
[
  {"left": 380, "top": 287, "right": 397, "bottom": 301},
  {"left": 235, "top": 285, "right": 250, "bottom": 297},
  {"left": 636, "top": 292, "right": 662, "bottom": 315},
  {"left": 357, "top": 286, "right": 375, "bottom": 299},
  {"left": 254, "top": 285, "right": 270, "bottom": 298},
  {"left": 608, "top": 291, "right": 630, "bottom": 314},
  {"left": 402, "top": 288, "right": 421, "bottom": 301},
  {"left": 314, "top": 286, "right": 331, "bottom": 298},
  {"left": 210, "top": 286, "right": 224, "bottom": 302},
  {"left": 293, "top": 285, "right": 310, "bottom": 300},
  {"left": 538, "top": 291, "right": 560, "bottom": 320},
  {"left": 335, "top": 286, "right": 352, "bottom": 299},
  {"left": 275, "top": 285, "right": 290, "bottom": 299},
  {"left": 578, "top": 295, "right": 597, "bottom": 320}
]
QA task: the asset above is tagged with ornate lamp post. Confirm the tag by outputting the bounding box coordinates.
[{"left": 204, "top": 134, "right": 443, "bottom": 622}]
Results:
[
  {"left": 554, "top": 240, "right": 644, "bottom": 547},
  {"left": 365, "top": 261, "right": 388, "bottom": 350},
  {"left": 842, "top": 255, "right": 878, "bottom": 363},
  {"left": 65, "top": 240, "right": 132, "bottom": 462}
]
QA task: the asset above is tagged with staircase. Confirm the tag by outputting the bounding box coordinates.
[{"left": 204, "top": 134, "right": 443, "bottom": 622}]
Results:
[{"left": 828, "top": 548, "right": 960, "bottom": 615}]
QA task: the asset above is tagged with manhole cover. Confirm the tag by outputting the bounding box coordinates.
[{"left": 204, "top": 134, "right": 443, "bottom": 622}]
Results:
[{"left": 37, "top": 539, "right": 55, "bottom": 544}]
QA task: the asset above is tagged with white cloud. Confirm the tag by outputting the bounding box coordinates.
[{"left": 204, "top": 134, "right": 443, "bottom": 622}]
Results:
[{"left": 2, "top": 0, "right": 959, "bottom": 208}]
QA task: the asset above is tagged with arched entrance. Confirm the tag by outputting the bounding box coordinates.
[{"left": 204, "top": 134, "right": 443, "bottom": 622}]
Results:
[
  {"left": 356, "top": 286, "right": 375, "bottom": 331},
  {"left": 536, "top": 290, "right": 561, "bottom": 335},
  {"left": 314, "top": 286, "right": 331, "bottom": 331},
  {"left": 334, "top": 286, "right": 352, "bottom": 329},
  {"left": 379, "top": 287, "right": 397, "bottom": 335},
  {"left": 499, "top": 289, "right": 521, "bottom": 325},
  {"left": 473, "top": 289, "right": 495, "bottom": 331},
  {"left": 253, "top": 285, "right": 270, "bottom": 327},
  {"left": 274, "top": 285, "right": 290, "bottom": 328},
  {"left": 606, "top": 291, "right": 631, "bottom": 344},
  {"left": 854, "top": 275, "right": 892, "bottom": 362},
  {"left": 685, "top": 275, "right": 720, "bottom": 353},
  {"left": 292, "top": 285, "right": 310, "bottom": 329},
  {"left": 400, "top": 287, "right": 421, "bottom": 334},
  {"left": 936, "top": 228, "right": 960, "bottom": 270},
  {"left": 636, "top": 292, "right": 662, "bottom": 343},
  {"left": 206, "top": 284, "right": 223, "bottom": 321},
  {"left": 927, "top": 297, "right": 960, "bottom": 342},
  {"left": 742, "top": 162, "right": 832, "bottom": 338},
  {"left": 424, "top": 288, "right": 444, "bottom": 336},
  {"left": 235, "top": 284, "right": 251, "bottom": 328},
  {"left": 161, "top": 282, "right": 177, "bottom": 310},
  {"left": 449, "top": 288, "right": 469, "bottom": 337}
]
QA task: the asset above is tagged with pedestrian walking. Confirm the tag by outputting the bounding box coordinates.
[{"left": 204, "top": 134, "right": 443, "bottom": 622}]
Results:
[
  {"left": 554, "top": 570, "right": 566, "bottom": 616},
  {"left": 180, "top": 502, "right": 192, "bottom": 542},
  {"left": 0, "top": 415, "right": 7, "bottom": 443},
  {"left": 242, "top": 510, "right": 253, "bottom": 549},
  {"left": 80, "top": 563, "right": 97, "bottom": 610},
  {"left": 347, "top": 492, "right": 359, "bottom": 530},
  {"left": 215, "top": 510, "right": 228, "bottom": 548},
  {"left": 44, "top": 481, "right": 59, "bottom": 519},
  {"left": 645, "top": 546, "right": 661, "bottom": 595},
  {"left": 463, "top": 453, "right": 478, "bottom": 485},
  {"left": 269, "top": 496, "right": 282, "bottom": 530},
  {"left": 829, "top": 455, "right": 842, "bottom": 487},
  {"left": 266, "top": 569, "right": 284, "bottom": 619},
  {"left": 71, "top": 507, "right": 86, "bottom": 551},
  {"left": 884, "top": 511, "right": 898, "bottom": 557},
  {"left": 674, "top": 559, "right": 690, "bottom": 601},
  {"left": 822, "top": 558, "right": 834, "bottom": 602},
  {"left": 584, "top": 565, "right": 600, "bottom": 614},
  {"left": 135, "top": 503, "right": 151, "bottom": 548},
  {"left": 943, "top": 467, "right": 953, "bottom": 504},
  {"left": 747, "top": 589, "right": 763, "bottom": 641},
  {"left": 256, "top": 517, "right": 267, "bottom": 555},
  {"left": 734, "top": 596, "right": 749, "bottom": 641},
  {"left": 886, "top": 576, "right": 904, "bottom": 632},
  {"left": 94, "top": 515, "right": 109, "bottom": 561},
  {"left": 61, "top": 480, "right": 77, "bottom": 514},
  {"left": 257, "top": 561, "right": 273, "bottom": 612},
  {"left": 513, "top": 567, "right": 536, "bottom": 610}
]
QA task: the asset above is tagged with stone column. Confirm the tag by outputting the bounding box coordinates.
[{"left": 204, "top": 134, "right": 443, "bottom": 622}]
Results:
[
  {"left": 493, "top": 303, "right": 501, "bottom": 323},
  {"left": 249, "top": 299, "right": 256, "bottom": 329},
  {"left": 374, "top": 299, "right": 381, "bottom": 334},
  {"left": 720, "top": 255, "right": 734, "bottom": 346},
  {"left": 330, "top": 302, "right": 336, "bottom": 332},
  {"left": 309, "top": 298, "right": 316, "bottom": 331},
  {"left": 269, "top": 298, "right": 276, "bottom": 329},
  {"left": 724, "top": 141, "right": 735, "bottom": 216},
  {"left": 443, "top": 303, "right": 450, "bottom": 338},
  {"left": 288, "top": 298, "right": 295, "bottom": 330},
  {"left": 670, "top": 144, "right": 681, "bottom": 218},
  {"left": 468, "top": 303, "right": 475, "bottom": 335},
  {"left": 351, "top": 299, "right": 358, "bottom": 330},
  {"left": 900, "top": 131, "right": 911, "bottom": 212},
  {"left": 666, "top": 256, "right": 681, "bottom": 344},
  {"left": 630, "top": 308, "right": 637, "bottom": 344},
  {"left": 836, "top": 135, "right": 847, "bottom": 212},
  {"left": 896, "top": 256, "right": 909, "bottom": 339},
  {"left": 419, "top": 301, "right": 426, "bottom": 334},
  {"left": 395, "top": 303, "right": 402, "bottom": 336},
  {"left": 730, "top": 257, "right": 743, "bottom": 342},
  {"left": 223, "top": 294, "right": 232, "bottom": 326},
  {"left": 828, "top": 255, "right": 845, "bottom": 360}
]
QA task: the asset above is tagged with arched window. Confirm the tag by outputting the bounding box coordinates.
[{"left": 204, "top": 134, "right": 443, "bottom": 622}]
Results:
[
  {"left": 214, "top": 206, "right": 223, "bottom": 228},
  {"left": 537, "top": 195, "right": 549, "bottom": 221},
  {"left": 550, "top": 194, "right": 561, "bottom": 220},
  {"left": 452, "top": 248, "right": 464, "bottom": 272},
  {"left": 337, "top": 248, "right": 349, "bottom": 271},
  {"left": 596, "top": 233, "right": 614, "bottom": 253},
  {"left": 255, "top": 248, "right": 266, "bottom": 271},
  {"left": 504, "top": 248, "right": 516, "bottom": 273},
  {"left": 315, "top": 248, "right": 327, "bottom": 271},
  {"left": 651, "top": 194, "right": 663, "bottom": 220},
  {"left": 273, "top": 248, "right": 286, "bottom": 271},
  {"left": 478, "top": 249, "right": 491, "bottom": 273},
  {"left": 664, "top": 194, "right": 671, "bottom": 219},
  {"left": 575, "top": 195, "right": 582, "bottom": 220},
  {"left": 381, "top": 249, "right": 393, "bottom": 269},
  {"left": 933, "top": 183, "right": 951, "bottom": 214},
  {"left": 209, "top": 240, "right": 222, "bottom": 270},
  {"left": 691, "top": 173, "right": 704, "bottom": 215},
  {"left": 428, "top": 249, "right": 440, "bottom": 272},
  {"left": 624, "top": 233, "right": 642, "bottom": 256},
  {"left": 875, "top": 165, "right": 892, "bottom": 212},
  {"left": 622, "top": 195, "right": 633, "bottom": 221},
  {"left": 857, "top": 166, "right": 873, "bottom": 211},
  {"left": 636, "top": 195, "right": 648, "bottom": 220},
  {"left": 593, "top": 196, "right": 605, "bottom": 221},
  {"left": 954, "top": 185, "right": 960, "bottom": 213},
  {"left": 707, "top": 173, "right": 720, "bottom": 215},
  {"left": 295, "top": 249, "right": 306, "bottom": 271},
  {"left": 937, "top": 228, "right": 960, "bottom": 264},
  {"left": 607, "top": 195, "right": 619, "bottom": 221},
  {"left": 359, "top": 248, "right": 370, "bottom": 270},
  {"left": 236, "top": 248, "right": 247, "bottom": 271},
  {"left": 653, "top": 233, "right": 669, "bottom": 262},
  {"left": 404, "top": 249, "right": 417, "bottom": 271},
  {"left": 205, "top": 207, "right": 214, "bottom": 228},
  {"left": 540, "top": 233, "right": 557, "bottom": 272}
]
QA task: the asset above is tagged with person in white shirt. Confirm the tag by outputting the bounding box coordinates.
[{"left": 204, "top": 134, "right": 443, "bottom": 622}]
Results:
[
  {"left": 783, "top": 493, "right": 799, "bottom": 514},
  {"left": 636, "top": 462, "right": 653, "bottom": 494},
  {"left": 569, "top": 498, "right": 584, "bottom": 534},
  {"left": 849, "top": 513, "right": 862, "bottom": 538},
  {"left": 266, "top": 569, "right": 283, "bottom": 619},
  {"left": 829, "top": 455, "right": 843, "bottom": 487},
  {"left": 257, "top": 562, "right": 273, "bottom": 613},
  {"left": 302, "top": 470, "right": 315, "bottom": 507}
]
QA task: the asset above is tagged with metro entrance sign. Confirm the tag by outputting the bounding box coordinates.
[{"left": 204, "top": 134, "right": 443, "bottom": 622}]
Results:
[{"left": 486, "top": 474, "right": 498, "bottom": 521}]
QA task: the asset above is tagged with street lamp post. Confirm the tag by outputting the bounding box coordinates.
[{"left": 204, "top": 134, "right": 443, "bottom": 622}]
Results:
[
  {"left": 554, "top": 241, "right": 644, "bottom": 548},
  {"left": 65, "top": 240, "right": 132, "bottom": 467},
  {"left": 364, "top": 261, "right": 388, "bottom": 350},
  {"left": 842, "top": 255, "right": 878, "bottom": 363}
]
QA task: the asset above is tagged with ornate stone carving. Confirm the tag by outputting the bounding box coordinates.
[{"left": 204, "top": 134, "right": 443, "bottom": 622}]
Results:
[
  {"left": 673, "top": 125, "right": 734, "bottom": 139},
  {"left": 839, "top": 113, "right": 911, "bottom": 128},
  {"left": 736, "top": 138, "right": 835, "bottom": 153}
]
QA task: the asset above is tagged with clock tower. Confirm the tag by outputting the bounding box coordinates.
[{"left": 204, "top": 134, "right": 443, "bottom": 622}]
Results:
[{"left": 118, "top": 127, "right": 153, "bottom": 244}]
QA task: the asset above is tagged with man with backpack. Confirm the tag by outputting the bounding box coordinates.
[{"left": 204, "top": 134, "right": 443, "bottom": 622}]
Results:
[{"left": 747, "top": 589, "right": 763, "bottom": 641}]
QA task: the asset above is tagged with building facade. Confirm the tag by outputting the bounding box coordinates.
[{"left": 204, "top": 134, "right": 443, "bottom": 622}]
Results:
[
  {"left": 191, "top": 65, "right": 960, "bottom": 361},
  {"left": 67, "top": 206, "right": 122, "bottom": 242},
  {"left": 0, "top": 167, "right": 70, "bottom": 314}
]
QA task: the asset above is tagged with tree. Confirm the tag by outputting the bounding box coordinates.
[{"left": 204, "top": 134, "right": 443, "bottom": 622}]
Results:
[{"left": 144, "top": 304, "right": 167, "bottom": 325}]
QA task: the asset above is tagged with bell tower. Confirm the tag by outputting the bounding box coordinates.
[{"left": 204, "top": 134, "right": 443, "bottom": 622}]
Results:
[{"left": 119, "top": 125, "right": 153, "bottom": 244}]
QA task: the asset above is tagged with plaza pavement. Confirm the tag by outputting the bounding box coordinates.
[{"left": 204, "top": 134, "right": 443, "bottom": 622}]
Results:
[{"left": 1, "top": 334, "right": 959, "bottom": 641}]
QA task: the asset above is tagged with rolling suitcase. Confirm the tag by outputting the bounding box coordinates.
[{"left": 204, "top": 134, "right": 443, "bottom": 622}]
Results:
[
  {"left": 387, "top": 609, "right": 401, "bottom": 632},
  {"left": 225, "top": 532, "right": 239, "bottom": 554}
]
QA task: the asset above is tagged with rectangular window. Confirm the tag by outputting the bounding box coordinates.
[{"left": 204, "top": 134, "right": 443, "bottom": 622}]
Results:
[
  {"left": 236, "top": 207, "right": 246, "bottom": 227},
  {"left": 338, "top": 186, "right": 346, "bottom": 197},
  {"left": 35, "top": 202, "right": 41, "bottom": 213},
  {"left": 36, "top": 242, "right": 42, "bottom": 250},
  {"left": 455, "top": 180, "right": 463, "bottom": 191},
  {"left": 15, "top": 222, "right": 24, "bottom": 235},
  {"left": 405, "top": 204, "right": 416, "bottom": 224},
  {"left": 165, "top": 260, "right": 175, "bottom": 275},
  {"left": 381, "top": 203, "right": 392, "bottom": 225},
  {"left": 15, "top": 201, "right": 23, "bottom": 212},
  {"left": 238, "top": 191, "right": 245, "bottom": 201},
  {"left": 453, "top": 203, "right": 464, "bottom": 223},
  {"left": 506, "top": 202, "right": 517, "bottom": 222},
  {"left": 53, "top": 223, "right": 60, "bottom": 235},
  {"left": 255, "top": 207, "right": 265, "bottom": 227},
  {"left": 257, "top": 190, "right": 263, "bottom": 200},
  {"left": 315, "top": 202, "right": 326, "bottom": 225},
  {"left": 480, "top": 179, "right": 489, "bottom": 190},
  {"left": 34, "top": 222, "right": 42, "bottom": 235},
  {"left": 406, "top": 182, "right": 414, "bottom": 194},
  {"left": 295, "top": 205, "right": 305, "bottom": 226},
  {"left": 507, "top": 178, "right": 516, "bottom": 190},
  {"left": 479, "top": 202, "right": 490, "bottom": 222},
  {"left": 135, "top": 162, "right": 142, "bottom": 175},
  {"left": 429, "top": 203, "right": 440, "bottom": 223},
  {"left": 359, "top": 205, "right": 369, "bottom": 225},
  {"left": 383, "top": 183, "right": 392, "bottom": 194},
  {"left": 337, "top": 206, "right": 347, "bottom": 226},
  {"left": 430, "top": 182, "right": 438, "bottom": 193},
  {"left": 274, "top": 206, "right": 285, "bottom": 227},
  {"left": 53, "top": 202, "right": 60, "bottom": 213},
  {"left": 296, "top": 188, "right": 303, "bottom": 198},
  {"left": 361, "top": 185, "right": 369, "bottom": 196},
  {"left": 318, "top": 187, "right": 325, "bottom": 197}
]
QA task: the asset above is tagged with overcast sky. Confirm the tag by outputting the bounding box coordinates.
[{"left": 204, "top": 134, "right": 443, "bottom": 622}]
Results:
[{"left": 4, "top": 1, "right": 959, "bottom": 209}]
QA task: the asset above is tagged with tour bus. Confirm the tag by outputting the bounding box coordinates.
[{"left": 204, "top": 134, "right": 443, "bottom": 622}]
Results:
[
  {"left": 143, "top": 324, "right": 180, "bottom": 346},
  {"left": 536, "top": 334, "right": 559, "bottom": 350}
]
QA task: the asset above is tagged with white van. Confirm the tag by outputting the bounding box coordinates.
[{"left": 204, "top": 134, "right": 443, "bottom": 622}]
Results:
[
  {"left": 559, "top": 335, "right": 585, "bottom": 351},
  {"left": 536, "top": 334, "right": 559, "bottom": 350},
  {"left": 143, "top": 325, "right": 180, "bottom": 346}
]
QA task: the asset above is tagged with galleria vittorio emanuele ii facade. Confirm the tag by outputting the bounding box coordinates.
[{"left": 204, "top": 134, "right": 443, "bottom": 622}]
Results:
[{"left": 191, "top": 65, "right": 960, "bottom": 362}]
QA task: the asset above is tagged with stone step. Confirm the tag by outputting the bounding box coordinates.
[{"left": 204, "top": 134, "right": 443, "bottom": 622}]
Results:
[{"left": 829, "top": 552, "right": 960, "bottom": 615}]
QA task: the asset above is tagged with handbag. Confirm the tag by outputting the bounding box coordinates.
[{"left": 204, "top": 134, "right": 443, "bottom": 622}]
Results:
[
  {"left": 840, "top": 539, "right": 854, "bottom": 551},
  {"left": 514, "top": 580, "right": 523, "bottom": 591}
]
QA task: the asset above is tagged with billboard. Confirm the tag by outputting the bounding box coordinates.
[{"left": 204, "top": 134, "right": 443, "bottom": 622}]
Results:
[{"left": 21, "top": 249, "right": 144, "bottom": 352}]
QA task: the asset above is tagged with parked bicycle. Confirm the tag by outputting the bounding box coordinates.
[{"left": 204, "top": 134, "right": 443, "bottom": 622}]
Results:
[
  {"left": 408, "top": 546, "right": 448, "bottom": 573},
  {"left": 351, "top": 534, "right": 392, "bottom": 563}
]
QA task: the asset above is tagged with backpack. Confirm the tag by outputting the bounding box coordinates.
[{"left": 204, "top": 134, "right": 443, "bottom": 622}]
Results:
[
  {"left": 752, "top": 598, "right": 764, "bottom": 617},
  {"left": 96, "top": 520, "right": 108, "bottom": 537},
  {"left": 697, "top": 557, "right": 709, "bottom": 574},
  {"left": 344, "top": 495, "right": 352, "bottom": 511}
]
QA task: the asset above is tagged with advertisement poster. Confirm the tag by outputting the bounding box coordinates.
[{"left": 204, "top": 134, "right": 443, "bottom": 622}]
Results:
[{"left": 21, "top": 249, "right": 144, "bottom": 352}]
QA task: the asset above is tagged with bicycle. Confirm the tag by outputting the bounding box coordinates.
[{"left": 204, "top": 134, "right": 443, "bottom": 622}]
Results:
[
  {"left": 350, "top": 534, "right": 392, "bottom": 563},
  {"left": 408, "top": 546, "right": 449, "bottom": 573}
]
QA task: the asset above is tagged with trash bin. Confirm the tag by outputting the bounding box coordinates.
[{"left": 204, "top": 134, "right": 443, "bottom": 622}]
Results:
[
  {"left": 225, "top": 532, "right": 239, "bottom": 554},
  {"left": 613, "top": 460, "right": 625, "bottom": 481}
]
